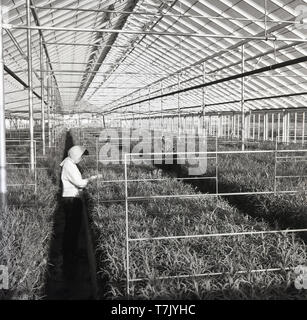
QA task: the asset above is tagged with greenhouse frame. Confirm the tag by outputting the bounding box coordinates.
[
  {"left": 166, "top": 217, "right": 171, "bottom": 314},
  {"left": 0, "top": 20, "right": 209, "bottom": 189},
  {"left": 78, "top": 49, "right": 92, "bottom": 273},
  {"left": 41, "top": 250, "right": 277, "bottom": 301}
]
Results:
[{"left": 0, "top": 0, "right": 307, "bottom": 301}]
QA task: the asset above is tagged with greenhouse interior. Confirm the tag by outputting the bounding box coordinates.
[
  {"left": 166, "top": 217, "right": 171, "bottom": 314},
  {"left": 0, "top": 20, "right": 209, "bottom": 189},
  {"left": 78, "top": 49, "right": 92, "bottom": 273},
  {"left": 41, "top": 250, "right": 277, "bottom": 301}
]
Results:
[{"left": 0, "top": 0, "right": 307, "bottom": 301}]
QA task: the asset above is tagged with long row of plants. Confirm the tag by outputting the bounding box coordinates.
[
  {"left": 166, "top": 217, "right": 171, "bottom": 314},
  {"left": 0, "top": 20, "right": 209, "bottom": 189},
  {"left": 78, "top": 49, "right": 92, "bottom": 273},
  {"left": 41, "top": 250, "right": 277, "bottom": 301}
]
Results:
[
  {"left": 0, "top": 129, "right": 65, "bottom": 300},
  {"left": 173, "top": 138, "right": 307, "bottom": 235},
  {"left": 71, "top": 128, "right": 307, "bottom": 299},
  {"left": 79, "top": 127, "right": 307, "bottom": 232}
]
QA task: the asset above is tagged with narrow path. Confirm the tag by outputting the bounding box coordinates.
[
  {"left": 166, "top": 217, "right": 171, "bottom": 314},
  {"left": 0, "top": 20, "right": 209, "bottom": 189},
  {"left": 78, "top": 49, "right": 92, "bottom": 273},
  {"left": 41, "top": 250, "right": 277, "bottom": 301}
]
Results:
[{"left": 44, "top": 132, "right": 94, "bottom": 300}]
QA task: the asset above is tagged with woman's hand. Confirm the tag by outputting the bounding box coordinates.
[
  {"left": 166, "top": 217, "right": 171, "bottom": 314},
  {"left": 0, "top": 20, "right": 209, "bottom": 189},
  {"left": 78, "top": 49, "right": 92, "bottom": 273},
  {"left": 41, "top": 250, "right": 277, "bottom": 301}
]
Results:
[{"left": 89, "top": 174, "right": 103, "bottom": 181}]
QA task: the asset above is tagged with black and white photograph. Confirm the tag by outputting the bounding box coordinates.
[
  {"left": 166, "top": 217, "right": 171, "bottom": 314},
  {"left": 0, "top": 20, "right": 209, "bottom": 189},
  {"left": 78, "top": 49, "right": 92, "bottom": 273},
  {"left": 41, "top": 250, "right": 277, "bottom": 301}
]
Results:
[{"left": 0, "top": 0, "right": 307, "bottom": 305}]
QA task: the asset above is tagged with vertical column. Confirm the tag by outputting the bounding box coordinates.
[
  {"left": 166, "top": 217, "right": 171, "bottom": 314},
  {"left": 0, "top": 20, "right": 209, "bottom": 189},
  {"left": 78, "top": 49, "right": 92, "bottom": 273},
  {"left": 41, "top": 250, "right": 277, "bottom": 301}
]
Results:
[
  {"left": 277, "top": 112, "right": 280, "bottom": 143},
  {"left": 231, "top": 112, "right": 234, "bottom": 138},
  {"left": 302, "top": 112, "right": 305, "bottom": 145},
  {"left": 227, "top": 115, "right": 230, "bottom": 139},
  {"left": 47, "top": 66, "right": 51, "bottom": 148},
  {"left": 202, "top": 63, "right": 206, "bottom": 135},
  {"left": 241, "top": 44, "right": 245, "bottom": 150},
  {"left": 218, "top": 114, "right": 222, "bottom": 137},
  {"left": 246, "top": 112, "right": 250, "bottom": 140},
  {"left": 264, "top": 112, "right": 268, "bottom": 141},
  {"left": 287, "top": 111, "right": 290, "bottom": 144},
  {"left": 258, "top": 113, "right": 261, "bottom": 140},
  {"left": 282, "top": 110, "right": 286, "bottom": 143},
  {"left": 40, "top": 36, "right": 46, "bottom": 155},
  {"left": 0, "top": 4, "right": 7, "bottom": 209},
  {"left": 237, "top": 114, "right": 240, "bottom": 139},
  {"left": 160, "top": 81, "right": 164, "bottom": 136},
  {"left": 282, "top": 110, "right": 289, "bottom": 144},
  {"left": 252, "top": 113, "right": 255, "bottom": 140},
  {"left": 52, "top": 79, "right": 55, "bottom": 145},
  {"left": 148, "top": 86, "right": 151, "bottom": 131},
  {"left": 294, "top": 112, "right": 297, "bottom": 143},
  {"left": 26, "top": 0, "right": 35, "bottom": 171},
  {"left": 271, "top": 113, "right": 274, "bottom": 141},
  {"left": 177, "top": 73, "right": 181, "bottom": 138},
  {"left": 208, "top": 115, "right": 211, "bottom": 135}
]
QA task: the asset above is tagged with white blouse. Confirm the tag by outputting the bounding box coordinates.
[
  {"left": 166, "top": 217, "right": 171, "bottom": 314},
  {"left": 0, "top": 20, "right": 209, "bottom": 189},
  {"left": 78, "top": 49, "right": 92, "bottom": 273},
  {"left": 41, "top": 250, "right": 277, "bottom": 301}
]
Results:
[{"left": 60, "top": 157, "right": 88, "bottom": 197}]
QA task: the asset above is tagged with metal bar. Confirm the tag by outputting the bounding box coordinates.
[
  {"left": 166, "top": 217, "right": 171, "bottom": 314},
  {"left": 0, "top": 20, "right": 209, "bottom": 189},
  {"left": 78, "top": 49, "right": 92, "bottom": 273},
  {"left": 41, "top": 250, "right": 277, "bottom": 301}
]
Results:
[
  {"left": 45, "top": 41, "right": 132, "bottom": 48},
  {"left": 4, "top": 24, "right": 307, "bottom": 42},
  {"left": 40, "top": 36, "right": 45, "bottom": 155},
  {"left": 241, "top": 44, "right": 245, "bottom": 151},
  {"left": 4, "top": 65, "right": 46, "bottom": 102},
  {"left": 29, "top": 0, "right": 63, "bottom": 108},
  {"left": 26, "top": 0, "right": 35, "bottom": 172},
  {"left": 302, "top": 112, "right": 305, "bottom": 145},
  {"left": 99, "top": 176, "right": 217, "bottom": 184},
  {"left": 124, "top": 154, "right": 130, "bottom": 297},
  {"left": 32, "top": 5, "right": 302, "bottom": 25},
  {"left": 5, "top": 28, "right": 41, "bottom": 81},
  {"left": 47, "top": 64, "right": 51, "bottom": 148},
  {"left": 108, "top": 20, "right": 299, "bottom": 108},
  {"left": 129, "top": 267, "right": 293, "bottom": 283},
  {"left": 109, "top": 56, "right": 307, "bottom": 112},
  {"left": 137, "top": 93, "right": 307, "bottom": 118},
  {"left": 0, "top": 5, "right": 7, "bottom": 210},
  {"left": 282, "top": 110, "right": 286, "bottom": 143},
  {"left": 287, "top": 111, "right": 290, "bottom": 144},
  {"left": 294, "top": 112, "right": 297, "bottom": 143},
  {"left": 276, "top": 175, "right": 307, "bottom": 178},
  {"left": 127, "top": 149, "right": 307, "bottom": 156},
  {"left": 125, "top": 190, "right": 305, "bottom": 202},
  {"left": 34, "top": 69, "right": 169, "bottom": 75},
  {"left": 264, "top": 112, "right": 268, "bottom": 141},
  {"left": 128, "top": 228, "right": 307, "bottom": 242},
  {"left": 76, "top": 0, "right": 139, "bottom": 102}
]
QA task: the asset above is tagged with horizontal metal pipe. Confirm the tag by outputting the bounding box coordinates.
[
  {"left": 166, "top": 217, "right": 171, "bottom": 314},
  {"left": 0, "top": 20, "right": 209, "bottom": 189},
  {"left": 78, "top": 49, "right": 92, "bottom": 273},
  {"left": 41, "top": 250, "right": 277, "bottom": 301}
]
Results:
[
  {"left": 34, "top": 86, "right": 143, "bottom": 89},
  {"left": 45, "top": 41, "right": 132, "bottom": 48},
  {"left": 126, "top": 190, "right": 302, "bottom": 201},
  {"left": 4, "top": 24, "right": 307, "bottom": 42},
  {"left": 152, "top": 92, "right": 307, "bottom": 114},
  {"left": 129, "top": 228, "right": 307, "bottom": 242},
  {"left": 31, "top": 5, "right": 302, "bottom": 25},
  {"left": 4, "top": 64, "right": 47, "bottom": 103},
  {"left": 33, "top": 69, "right": 169, "bottom": 75},
  {"left": 130, "top": 267, "right": 292, "bottom": 283},
  {"left": 30, "top": 0, "right": 63, "bottom": 108},
  {"left": 96, "top": 188, "right": 303, "bottom": 204},
  {"left": 105, "top": 25, "right": 298, "bottom": 107},
  {"left": 111, "top": 56, "right": 307, "bottom": 112},
  {"left": 127, "top": 149, "right": 307, "bottom": 155},
  {"left": 5, "top": 28, "right": 41, "bottom": 81}
]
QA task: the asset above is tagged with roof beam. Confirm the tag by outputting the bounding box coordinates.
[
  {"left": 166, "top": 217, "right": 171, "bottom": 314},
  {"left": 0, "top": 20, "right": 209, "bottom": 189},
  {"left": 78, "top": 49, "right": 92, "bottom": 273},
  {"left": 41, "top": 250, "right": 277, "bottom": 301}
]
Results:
[
  {"left": 29, "top": 0, "right": 63, "bottom": 109},
  {"left": 76, "top": 0, "right": 139, "bottom": 102},
  {"left": 4, "top": 64, "right": 47, "bottom": 104},
  {"left": 108, "top": 55, "right": 307, "bottom": 112}
]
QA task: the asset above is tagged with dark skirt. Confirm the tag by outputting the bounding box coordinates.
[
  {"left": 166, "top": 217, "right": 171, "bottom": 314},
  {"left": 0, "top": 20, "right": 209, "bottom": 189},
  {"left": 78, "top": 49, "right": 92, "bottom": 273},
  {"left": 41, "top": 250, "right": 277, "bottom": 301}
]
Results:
[{"left": 61, "top": 197, "right": 83, "bottom": 278}]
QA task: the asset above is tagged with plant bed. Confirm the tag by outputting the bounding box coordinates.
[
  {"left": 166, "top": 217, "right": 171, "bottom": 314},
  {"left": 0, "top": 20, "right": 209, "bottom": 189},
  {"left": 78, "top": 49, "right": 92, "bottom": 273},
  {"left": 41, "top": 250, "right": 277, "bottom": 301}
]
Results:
[
  {"left": 0, "top": 130, "right": 66, "bottom": 300},
  {"left": 73, "top": 128, "right": 307, "bottom": 300}
]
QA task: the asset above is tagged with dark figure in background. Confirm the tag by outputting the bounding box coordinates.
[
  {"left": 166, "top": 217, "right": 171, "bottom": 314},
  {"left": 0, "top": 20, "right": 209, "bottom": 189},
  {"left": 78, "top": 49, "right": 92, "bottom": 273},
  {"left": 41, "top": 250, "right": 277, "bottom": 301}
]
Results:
[{"left": 161, "top": 135, "right": 181, "bottom": 177}]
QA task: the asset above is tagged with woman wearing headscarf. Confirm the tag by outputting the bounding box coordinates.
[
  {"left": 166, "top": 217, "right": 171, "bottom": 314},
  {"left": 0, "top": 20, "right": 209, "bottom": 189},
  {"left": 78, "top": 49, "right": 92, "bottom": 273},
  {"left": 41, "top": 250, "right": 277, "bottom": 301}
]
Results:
[{"left": 60, "top": 145, "right": 99, "bottom": 280}]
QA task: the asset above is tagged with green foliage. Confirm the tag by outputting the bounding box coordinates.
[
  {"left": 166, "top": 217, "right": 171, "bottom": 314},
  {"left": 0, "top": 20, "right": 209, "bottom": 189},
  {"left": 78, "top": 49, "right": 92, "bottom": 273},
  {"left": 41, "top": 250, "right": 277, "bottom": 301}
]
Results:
[
  {"left": 0, "top": 130, "right": 66, "bottom": 300},
  {"left": 73, "top": 129, "right": 307, "bottom": 300}
]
